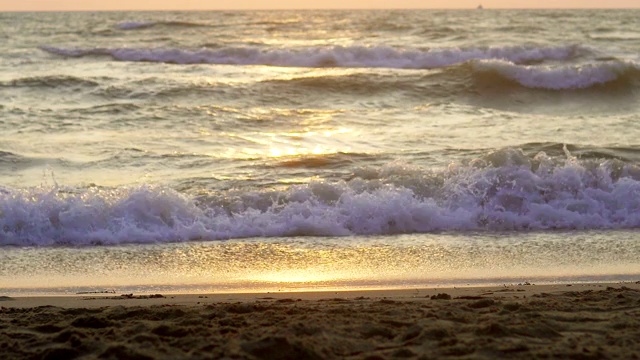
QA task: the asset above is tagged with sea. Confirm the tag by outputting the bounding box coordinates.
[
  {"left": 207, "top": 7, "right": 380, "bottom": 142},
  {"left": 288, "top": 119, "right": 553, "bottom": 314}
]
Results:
[{"left": 1, "top": 9, "right": 640, "bottom": 296}]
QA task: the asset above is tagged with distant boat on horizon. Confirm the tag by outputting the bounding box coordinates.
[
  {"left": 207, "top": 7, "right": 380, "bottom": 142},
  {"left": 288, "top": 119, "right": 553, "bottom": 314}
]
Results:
[{"left": 477, "top": 4, "right": 483, "bottom": 10}]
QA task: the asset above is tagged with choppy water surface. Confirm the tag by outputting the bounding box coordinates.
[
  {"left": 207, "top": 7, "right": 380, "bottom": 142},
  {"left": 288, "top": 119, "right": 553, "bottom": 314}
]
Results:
[{"left": 1, "top": 10, "right": 640, "bottom": 294}]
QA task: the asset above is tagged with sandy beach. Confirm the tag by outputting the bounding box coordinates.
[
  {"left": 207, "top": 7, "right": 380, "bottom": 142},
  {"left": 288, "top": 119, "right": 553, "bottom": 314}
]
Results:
[{"left": 1, "top": 282, "right": 639, "bottom": 359}]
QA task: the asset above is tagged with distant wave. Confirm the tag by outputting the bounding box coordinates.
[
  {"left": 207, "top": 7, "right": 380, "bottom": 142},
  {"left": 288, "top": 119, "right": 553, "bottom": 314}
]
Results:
[
  {"left": 39, "top": 44, "right": 587, "bottom": 69},
  {"left": 116, "top": 20, "right": 212, "bottom": 30},
  {"left": 0, "top": 75, "right": 100, "bottom": 88},
  {"left": 0, "top": 151, "right": 50, "bottom": 170},
  {"left": 259, "top": 72, "right": 425, "bottom": 97},
  {"left": 0, "top": 150, "right": 23, "bottom": 164},
  {"left": 471, "top": 59, "right": 640, "bottom": 90},
  {"left": 588, "top": 31, "right": 640, "bottom": 42},
  {"left": 251, "top": 60, "right": 640, "bottom": 101},
  {"left": 4, "top": 146, "right": 640, "bottom": 246}
]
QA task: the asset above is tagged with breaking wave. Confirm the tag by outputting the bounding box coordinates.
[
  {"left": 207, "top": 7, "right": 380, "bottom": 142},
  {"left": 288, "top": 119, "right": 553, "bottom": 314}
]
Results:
[
  {"left": 39, "top": 44, "right": 639, "bottom": 91},
  {"left": 40, "top": 44, "right": 586, "bottom": 69},
  {"left": 471, "top": 59, "right": 640, "bottom": 90},
  {"left": 4, "top": 146, "right": 640, "bottom": 246}
]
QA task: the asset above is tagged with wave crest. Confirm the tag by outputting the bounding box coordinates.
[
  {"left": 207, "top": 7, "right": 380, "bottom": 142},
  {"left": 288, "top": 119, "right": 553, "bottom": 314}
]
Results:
[
  {"left": 40, "top": 44, "right": 587, "bottom": 69},
  {"left": 472, "top": 59, "right": 640, "bottom": 90}
]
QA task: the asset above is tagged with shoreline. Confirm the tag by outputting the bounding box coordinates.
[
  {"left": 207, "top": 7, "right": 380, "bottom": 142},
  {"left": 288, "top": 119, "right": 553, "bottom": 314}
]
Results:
[
  {"left": 2, "top": 281, "right": 639, "bottom": 308},
  {"left": 2, "top": 281, "right": 639, "bottom": 358}
]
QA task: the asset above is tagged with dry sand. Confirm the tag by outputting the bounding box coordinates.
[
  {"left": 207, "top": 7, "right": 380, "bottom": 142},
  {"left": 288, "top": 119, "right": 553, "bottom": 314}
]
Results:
[{"left": 1, "top": 283, "right": 639, "bottom": 359}]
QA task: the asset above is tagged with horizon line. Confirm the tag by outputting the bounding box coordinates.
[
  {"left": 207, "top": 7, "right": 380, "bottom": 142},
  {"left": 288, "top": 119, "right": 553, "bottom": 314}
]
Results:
[{"left": 2, "top": 7, "right": 640, "bottom": 13}]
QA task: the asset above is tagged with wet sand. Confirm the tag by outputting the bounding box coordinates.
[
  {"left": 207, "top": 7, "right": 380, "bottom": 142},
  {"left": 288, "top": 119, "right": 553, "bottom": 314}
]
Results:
[{"left": 1, "top": 283, "right": 639, "bottom": 359}]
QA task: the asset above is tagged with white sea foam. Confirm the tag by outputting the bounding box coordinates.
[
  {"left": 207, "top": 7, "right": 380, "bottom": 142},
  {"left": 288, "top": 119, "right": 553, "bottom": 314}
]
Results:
[
  {"left": 3, "top": 149, "right": 640, "bottom": 246},
  {"left": 39, "top": 44, "right": 585, "bottom": 69}
]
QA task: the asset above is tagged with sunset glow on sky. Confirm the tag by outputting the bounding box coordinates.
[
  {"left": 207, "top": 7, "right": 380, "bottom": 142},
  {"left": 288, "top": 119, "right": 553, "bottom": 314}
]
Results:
[{"left": 1, "top": 0, "right": 639, "bottom": 11}]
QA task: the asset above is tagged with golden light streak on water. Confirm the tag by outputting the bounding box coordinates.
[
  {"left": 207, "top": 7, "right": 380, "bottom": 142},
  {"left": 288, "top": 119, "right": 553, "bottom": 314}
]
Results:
[{"left": 2, "top": 232, "right": 639, "bottom": 295}]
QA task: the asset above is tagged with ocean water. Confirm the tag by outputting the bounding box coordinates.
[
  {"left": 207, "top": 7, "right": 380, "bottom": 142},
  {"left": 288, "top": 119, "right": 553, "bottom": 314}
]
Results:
[{"left": 1, "top": 9, "right": 640, "bottom": 295}]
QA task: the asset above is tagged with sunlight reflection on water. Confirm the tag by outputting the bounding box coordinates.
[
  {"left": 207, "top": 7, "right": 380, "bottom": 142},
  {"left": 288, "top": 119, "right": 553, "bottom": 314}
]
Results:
[{"left": 2, "top": 231, "right": 638, "bottom": 295}]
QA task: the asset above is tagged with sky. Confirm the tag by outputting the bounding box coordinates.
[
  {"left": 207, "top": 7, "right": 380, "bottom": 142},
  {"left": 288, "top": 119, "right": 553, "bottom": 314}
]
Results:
[{"left": 1, "top": 0, "right": 639, "bottom": 12}]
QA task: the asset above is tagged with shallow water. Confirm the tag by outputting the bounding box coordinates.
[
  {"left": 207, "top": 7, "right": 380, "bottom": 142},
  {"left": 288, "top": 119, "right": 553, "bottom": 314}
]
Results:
[
  {"left": 2, "top": 231, "right": 638, "bottom": 295},
  {"left": 1, "top": 10, "right": 640, "bottom": 294}
]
